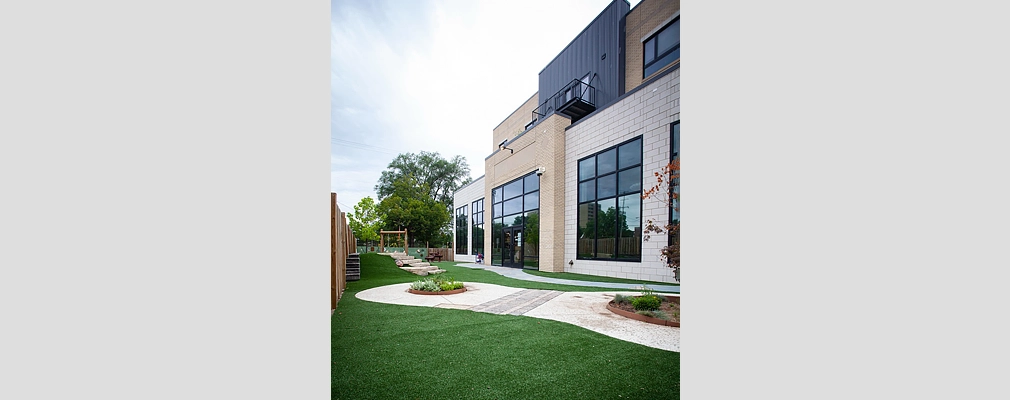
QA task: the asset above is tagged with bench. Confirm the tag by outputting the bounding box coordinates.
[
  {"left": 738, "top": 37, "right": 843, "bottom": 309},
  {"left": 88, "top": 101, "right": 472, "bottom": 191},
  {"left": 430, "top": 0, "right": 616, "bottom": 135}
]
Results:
[{"left": 425, "top": 251, "right": 443, "bottom": 262}]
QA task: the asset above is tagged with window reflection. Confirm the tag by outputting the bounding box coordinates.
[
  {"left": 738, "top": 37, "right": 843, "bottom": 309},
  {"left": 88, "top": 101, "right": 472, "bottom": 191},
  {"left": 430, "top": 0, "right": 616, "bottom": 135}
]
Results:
[{"left": 577, "top": 137, "right": 643, "bottom": 261}]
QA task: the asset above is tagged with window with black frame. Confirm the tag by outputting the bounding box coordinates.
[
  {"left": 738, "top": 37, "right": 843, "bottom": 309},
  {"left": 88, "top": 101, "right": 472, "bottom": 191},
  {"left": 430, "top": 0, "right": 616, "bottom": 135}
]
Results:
[
  {"left": 577, "top": 137, "right": 643, "bottom": 261},
  {"left": 644, "top": 17, "right": 679, "bottom": 78},
  {"left": 670, "top": 121, "right": 680, "bottom": 280},
  {"left": 471, "top": 198, "right": 484, "bottom": 257},
  {"left": 671, "top": 122, "right": 679, "bottom": 226},
  {"left": 490, "top": 172, "right": 540, "bottom": 268},
  {"left": 455, "top": 205, "right": 467, "bottom": 255}
]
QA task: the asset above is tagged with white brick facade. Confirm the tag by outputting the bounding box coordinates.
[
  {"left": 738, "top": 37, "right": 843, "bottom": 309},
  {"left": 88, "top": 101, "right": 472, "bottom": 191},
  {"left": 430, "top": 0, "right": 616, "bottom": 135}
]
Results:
[
  {"left": 453, "top": 176, "right": 485, "bottom": 262},
  {"left": 564, "top": 68, "right": 680, "bottom": 283},
  {"left": 450, "top": 0, "right": 680, "bottom": 282}
]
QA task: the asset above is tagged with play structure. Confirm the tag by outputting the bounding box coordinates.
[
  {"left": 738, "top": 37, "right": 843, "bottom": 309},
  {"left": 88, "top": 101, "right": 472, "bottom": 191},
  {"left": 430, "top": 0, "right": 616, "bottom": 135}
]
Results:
[{"left": 378, "top": 229, "right": 408, "bottom": 253}]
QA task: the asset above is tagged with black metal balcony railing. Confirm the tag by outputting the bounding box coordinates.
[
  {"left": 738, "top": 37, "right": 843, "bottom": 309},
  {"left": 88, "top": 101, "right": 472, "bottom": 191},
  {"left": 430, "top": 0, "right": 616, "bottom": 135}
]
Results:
[{"left": 532, "top": 74, "right": 597, "bottom": 124}]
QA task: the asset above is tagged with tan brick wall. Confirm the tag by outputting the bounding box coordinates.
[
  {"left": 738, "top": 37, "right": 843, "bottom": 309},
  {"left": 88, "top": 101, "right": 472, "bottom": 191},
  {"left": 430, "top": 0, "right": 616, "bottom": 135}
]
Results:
[
  {"left": 484, "top": 112, "right": 570, "bottom": 272},
  {"left": 625, "top": 0, "right": 679, "bottom": 92},
  {"left": 534, "top": 113, "right": 571, "bottom": 272},
  {"left": 484, "top": 121, "right": 541, "bottom": 267},
  {"left": 492, "top": 93, "right": 539, "bottom": 153}
]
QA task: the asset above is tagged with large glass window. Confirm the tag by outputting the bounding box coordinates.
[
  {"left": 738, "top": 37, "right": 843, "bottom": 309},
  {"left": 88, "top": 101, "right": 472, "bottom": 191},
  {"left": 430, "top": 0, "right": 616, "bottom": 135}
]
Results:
[
  {"left": 491, "top": 171, "right": 540, "bottom": 268},
  {"left": 577, "top": 137, "right": 643, "bottom": 261},
  {"left": 644, "top": 17, "right": 680, "bottom": 78},
  {"left": 471, "top": 198, "right": 484, "bottom": 257},
  {"left": 669, "top": 121, "right": 680, "bottom": 279},
  {"left": 670, "top": 121, "right": 680, "bottom": 243},
  {"left": 455, "top": 205, "right": 467, "bottom": 255}
]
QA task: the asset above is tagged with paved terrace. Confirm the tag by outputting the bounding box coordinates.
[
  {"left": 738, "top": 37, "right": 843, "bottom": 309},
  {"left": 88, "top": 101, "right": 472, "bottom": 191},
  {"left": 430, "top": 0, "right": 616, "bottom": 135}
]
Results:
[
  {"left": 452, "top": 262, "right": 680, "bottom": 293},
  {"left": 356, "top": 282, "right": 680, "bottom": 352}
]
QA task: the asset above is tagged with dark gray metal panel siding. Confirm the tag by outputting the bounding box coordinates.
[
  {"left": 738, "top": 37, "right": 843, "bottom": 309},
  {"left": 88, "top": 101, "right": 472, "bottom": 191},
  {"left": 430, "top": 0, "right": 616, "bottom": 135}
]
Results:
[{"left": 538, "top": 0, "right": 630, "bottom": 112}]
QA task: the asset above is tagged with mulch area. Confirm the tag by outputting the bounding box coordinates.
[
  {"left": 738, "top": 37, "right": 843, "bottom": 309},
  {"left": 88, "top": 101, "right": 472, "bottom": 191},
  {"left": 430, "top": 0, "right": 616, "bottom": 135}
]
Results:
[{"left": 610, "top": 296, "right": 680, "bottom": 323}]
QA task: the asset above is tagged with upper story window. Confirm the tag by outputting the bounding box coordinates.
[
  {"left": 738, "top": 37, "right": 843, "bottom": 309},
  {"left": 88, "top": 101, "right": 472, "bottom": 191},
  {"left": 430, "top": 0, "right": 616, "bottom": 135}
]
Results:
[{"left": 644, "top": 17, "right": 680, "bottom": 78}]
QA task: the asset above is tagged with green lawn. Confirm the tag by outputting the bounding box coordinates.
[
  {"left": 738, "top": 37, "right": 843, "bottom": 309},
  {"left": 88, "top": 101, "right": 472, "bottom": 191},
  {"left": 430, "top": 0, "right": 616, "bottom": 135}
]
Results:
[
  {"left": 425, "top": 261, "right": 641, "bottom": 292},
  {"left": 522, "top": 269, "right": 680, "bottom": 287},
  {"left": 332, "top": 254, "right": 680, "bottom": 399}
]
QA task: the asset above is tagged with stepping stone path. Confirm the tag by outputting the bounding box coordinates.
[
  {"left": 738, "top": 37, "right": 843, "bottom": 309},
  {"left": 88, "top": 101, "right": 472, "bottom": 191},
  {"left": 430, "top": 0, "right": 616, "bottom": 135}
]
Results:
[
  {"left": 470, "top": 289, "right": 563, "bottom": 316},
  {"left": 378, "top": 252, "right": 445, "bottom": 276}
]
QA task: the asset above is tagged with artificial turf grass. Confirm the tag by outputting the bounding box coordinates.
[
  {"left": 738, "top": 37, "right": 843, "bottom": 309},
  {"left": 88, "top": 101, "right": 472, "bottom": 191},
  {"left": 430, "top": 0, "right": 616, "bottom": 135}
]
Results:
[
  {"left": 332, "top": 253, "right": 680, "bottom": 399},
  {"left": 522, "top": 269, "right": 680, "bottom": 286},
  {"left": 419, "top": 261, "right": 624, "bottom": 292}
]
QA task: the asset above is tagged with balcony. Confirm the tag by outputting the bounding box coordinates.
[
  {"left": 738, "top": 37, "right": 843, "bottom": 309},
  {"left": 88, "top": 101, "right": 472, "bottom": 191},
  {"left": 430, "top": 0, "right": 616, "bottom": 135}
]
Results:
[{"left": 533, "top": 76, "right": 597, "bottom": 124}]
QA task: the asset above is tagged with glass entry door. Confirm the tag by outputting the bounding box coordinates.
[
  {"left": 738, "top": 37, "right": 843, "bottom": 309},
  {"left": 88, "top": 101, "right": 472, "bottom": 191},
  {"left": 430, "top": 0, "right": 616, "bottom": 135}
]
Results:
[{"left": 502, "top": 226, "right": 524, "bottom": 268}]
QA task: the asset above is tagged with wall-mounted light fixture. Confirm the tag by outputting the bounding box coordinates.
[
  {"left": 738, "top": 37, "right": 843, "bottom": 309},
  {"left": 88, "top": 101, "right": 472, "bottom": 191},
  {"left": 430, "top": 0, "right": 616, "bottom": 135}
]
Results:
[{"left": 499, "top": 139, "right": 513, "bottom": 154}]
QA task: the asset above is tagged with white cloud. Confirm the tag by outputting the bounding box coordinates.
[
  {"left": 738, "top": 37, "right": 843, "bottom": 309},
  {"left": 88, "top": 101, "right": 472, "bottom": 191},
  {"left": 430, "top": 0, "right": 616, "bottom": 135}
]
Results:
[{"left": 331, "top": 0, "right": 638, "bottom": 210}]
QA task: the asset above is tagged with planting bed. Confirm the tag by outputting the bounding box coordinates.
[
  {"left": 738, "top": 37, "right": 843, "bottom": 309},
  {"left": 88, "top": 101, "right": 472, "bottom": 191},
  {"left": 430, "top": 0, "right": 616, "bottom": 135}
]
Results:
[
  {"left": 607, "top": 295, "right": 680, "bottom": 327},
  {"left": 406, "top": 287, "right": 467, "bottom": 295}
]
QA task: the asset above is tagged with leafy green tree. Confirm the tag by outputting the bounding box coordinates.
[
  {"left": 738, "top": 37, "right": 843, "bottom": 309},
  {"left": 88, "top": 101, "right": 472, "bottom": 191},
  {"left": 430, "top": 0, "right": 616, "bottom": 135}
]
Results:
[
  {"left": 522, "top": 212, "right": 538, "bottom": 246},
  {"left": 523, "top": 212, "right": 540, "bottom": 266},
  {"left": 596, "top": 205, "right": 629, "bottom": 239},
  {"left": 376, "top": 175, "right": 451, "bottom": 246},
  {"left": 374, "top": 151, "right": 472, "bottom": 211},
  {"left": 348, "top": 196, "right": 381, "bottom": 246}
]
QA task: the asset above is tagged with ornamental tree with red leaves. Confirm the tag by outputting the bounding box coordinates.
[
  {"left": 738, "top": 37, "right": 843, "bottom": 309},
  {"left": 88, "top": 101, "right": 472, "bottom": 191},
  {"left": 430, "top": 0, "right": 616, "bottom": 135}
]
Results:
[{"left": 642, "top": 159, "right": 679, "bottom": 281}]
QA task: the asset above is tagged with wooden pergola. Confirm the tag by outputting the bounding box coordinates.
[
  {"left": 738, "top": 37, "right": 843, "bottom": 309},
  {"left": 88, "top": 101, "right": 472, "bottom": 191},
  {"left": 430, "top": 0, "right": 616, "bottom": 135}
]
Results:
[{"left": 379, "top": 229, "right": 408, "bottom": 254}]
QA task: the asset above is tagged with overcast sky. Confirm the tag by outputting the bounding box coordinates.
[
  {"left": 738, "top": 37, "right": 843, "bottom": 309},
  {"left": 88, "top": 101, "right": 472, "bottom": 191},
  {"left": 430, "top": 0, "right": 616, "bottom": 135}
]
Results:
[{"left": 330, "top": 0, "right": 640, "bottom": 211}]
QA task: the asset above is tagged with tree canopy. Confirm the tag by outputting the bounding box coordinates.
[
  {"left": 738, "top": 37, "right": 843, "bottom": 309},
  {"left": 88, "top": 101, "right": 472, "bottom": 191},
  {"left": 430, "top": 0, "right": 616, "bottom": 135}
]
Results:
[
  {"left": 347, "top": 196, "right": 381, "bottom": 244},
  {"left": 374, "top": 151, "right": 472, "bottom": 211},
  {"left": 376, "top": 175, "right": 451, "bottom": 246}
]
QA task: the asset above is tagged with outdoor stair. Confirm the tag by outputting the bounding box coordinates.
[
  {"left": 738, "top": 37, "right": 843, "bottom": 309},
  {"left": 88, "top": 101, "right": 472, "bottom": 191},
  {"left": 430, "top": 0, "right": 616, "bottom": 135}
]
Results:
[
  {"left": 346, "top": 253, "right": 360, "bottom": 281},
  {"left": 383, "top": 252, "right": 445, "bottom": 276}
]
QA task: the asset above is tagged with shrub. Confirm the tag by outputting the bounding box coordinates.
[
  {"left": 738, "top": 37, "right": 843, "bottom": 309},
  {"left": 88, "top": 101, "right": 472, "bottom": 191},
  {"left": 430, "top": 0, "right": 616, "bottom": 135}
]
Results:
[
  {"left": 410, "top": 277, "right": 463, "bottom": 292},
  {"left": 438, "top": 277, "right": 464, "bottom": 291},
  {"left": 632, "top": 294, "right": 662, "bottom": 311},
  {"left": 637, "top": 309, "right": 669, "bottom": 320},
  {"left": 410, "top": 278, "right": 440, "bottom": 292},
  {"left": 613, "top": 294, "right": 631, "bottom": 305}
]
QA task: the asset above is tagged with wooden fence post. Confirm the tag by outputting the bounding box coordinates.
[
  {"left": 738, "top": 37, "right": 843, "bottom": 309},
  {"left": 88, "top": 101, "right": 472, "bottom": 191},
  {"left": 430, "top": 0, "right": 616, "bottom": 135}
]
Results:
[
  {"left": 338, "top": 210, "right": 347, "bottom": 301},
  {"left": 331, "top": 193, "right": 337, "bottom": 311}
]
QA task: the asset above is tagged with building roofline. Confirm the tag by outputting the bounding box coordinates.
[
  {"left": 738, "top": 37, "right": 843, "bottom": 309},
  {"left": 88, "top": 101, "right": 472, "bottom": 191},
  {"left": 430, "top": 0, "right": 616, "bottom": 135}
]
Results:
[
  {"left": 538, "top": 0, "right": 631, "bottom": 75},
  {"left": 454, "top": 175, "right": 485, "bottom": 195},
  {"left": 485, "top": 115, "right": 542, "bottom": 161},
  {"left": 627, "top": 0, "right": 646, "bottom": 14},
  {"left": 492, "top": 92, "right": 538, "bottom": 132}
]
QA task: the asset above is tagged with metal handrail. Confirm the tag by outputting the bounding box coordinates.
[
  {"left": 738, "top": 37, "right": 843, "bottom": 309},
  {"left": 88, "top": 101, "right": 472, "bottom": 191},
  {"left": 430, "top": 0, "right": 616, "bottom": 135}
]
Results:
[{"left": 531, "top": 73, "right": 596, "bottom": 122}]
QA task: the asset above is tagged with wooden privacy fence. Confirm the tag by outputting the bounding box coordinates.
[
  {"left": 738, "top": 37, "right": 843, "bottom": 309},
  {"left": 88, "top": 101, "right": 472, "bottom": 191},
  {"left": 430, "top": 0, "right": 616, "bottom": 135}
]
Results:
[
  {"left": 332, "top": 193, "right": 356, "bottom": 311},
  {"left": 425, "top": 248, "right": 454, "bottom": 262}
]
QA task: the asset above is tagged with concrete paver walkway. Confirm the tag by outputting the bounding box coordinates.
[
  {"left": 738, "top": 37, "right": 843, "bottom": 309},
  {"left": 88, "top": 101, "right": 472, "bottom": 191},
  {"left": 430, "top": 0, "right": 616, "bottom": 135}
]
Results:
[
  {"left": 469, "top": 289, "right": 564, "bottom": 315},
  {"left": 453, "top": 262, "right": 680, "bottom": 293},
  {"left": 356, "top": 282, "right": 680, "bottom": 352}
]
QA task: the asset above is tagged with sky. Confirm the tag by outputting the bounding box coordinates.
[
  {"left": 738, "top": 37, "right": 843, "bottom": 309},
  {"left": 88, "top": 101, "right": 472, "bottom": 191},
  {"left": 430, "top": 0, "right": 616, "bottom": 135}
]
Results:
[{"left": 331, "top": 0, "right": 640, "bottom": 212}]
